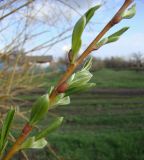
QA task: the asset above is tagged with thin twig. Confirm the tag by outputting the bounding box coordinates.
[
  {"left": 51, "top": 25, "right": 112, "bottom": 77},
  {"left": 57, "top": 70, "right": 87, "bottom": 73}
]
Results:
[
  {"left": 49, "top": 0, "right": 133, "bottom": 100},
  {"left": 2, "top": 1, "right": 133, "bottom": 160},
  {"left": 0, "top": 0, "right": 34, "bottom": 21}
]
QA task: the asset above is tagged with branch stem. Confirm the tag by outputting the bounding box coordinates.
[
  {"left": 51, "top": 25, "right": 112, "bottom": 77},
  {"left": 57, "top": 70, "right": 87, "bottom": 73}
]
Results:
[
  {"left": 50, "top": 0, "right": 133, "bottom": 100},
  {"left": 2, "top": 123, "right": 32, "bottom": 160},
  {"left": 3, "top": 0, "right": 133, "bottom": 159}
]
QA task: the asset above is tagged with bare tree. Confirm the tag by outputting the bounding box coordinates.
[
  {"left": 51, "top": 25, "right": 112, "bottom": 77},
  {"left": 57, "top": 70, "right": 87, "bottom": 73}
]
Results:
[{"left": 132, "top": 52, "right": 144, "bottom": 69}]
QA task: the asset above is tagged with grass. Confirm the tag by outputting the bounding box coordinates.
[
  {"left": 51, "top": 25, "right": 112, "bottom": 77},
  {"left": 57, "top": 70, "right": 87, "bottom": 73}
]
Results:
[
  {"left": 92, "top": 69, "right": 144, "bottom": 88},
  {"left": 47, "top": 131, "right": 144, "bottom": 160},
  {"left": 14, "top": 68, "right": 144, "bottom": 160}
]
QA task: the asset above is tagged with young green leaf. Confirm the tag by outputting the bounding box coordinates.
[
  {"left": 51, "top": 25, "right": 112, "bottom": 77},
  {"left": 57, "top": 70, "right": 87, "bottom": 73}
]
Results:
[
  {"left": 48, "top": 86, "right": 54, "bottom": 95},
  {"left": 96, "top": 38, "right": 108, "bottom": 48},
  {"left": 108, "top": 27, "right": 129, "bottom": 38},
  {"left": 67, "top": 73, "right": 75, "bottom": 84},
  {"left": 106, "top": 37, "right": 119, "bottom": 44},
  {"left": 66, "top": 64, "right": 95, "bottom": 95},
  {"left": 71, "top": 4, "right": 101, "bottom": 62},
  {"left": 85, "top": 5, "right": 101, "bottom": 24},
  {"left": 83, "top": 57, "right": 93, "bottom": 71},
  {"left": 57, "top": 96, "right": 70, "bottom": 105},
  {"left": 49, "top": 93, "right": 70, "bottom": 108},
  {"left": 29, "top": 94, "right": 50, "bottom": 125},
  {"left": 96, "top": 27, "right": 129, "bottom": 47},
  {"left": 21, "top": 137, "right": 47, "bottom": 149},
  {"left": 55, "top": 94, "right": 70, "bottom": 106},
  {"left": 66, "top": 83, "right": 96, "bottom": 95},
  {"left": 0, "top": 109, "right": 15, "bottom": 153},
  {"left": 122, "top": 4, "right": 136, "bottom": 19},
  {"left": 72, "top": 16, "right": 86, "bottom": 60},
  {"left": 68, "top": 70, "right": 93, "bottom": 86},
  {"left": 35, "top": 117, "right": 64, "bottom": 140}
]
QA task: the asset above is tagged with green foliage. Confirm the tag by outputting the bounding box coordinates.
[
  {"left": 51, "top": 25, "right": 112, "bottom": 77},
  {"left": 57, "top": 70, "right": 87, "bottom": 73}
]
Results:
[
  {"left": 122, "top": 4, "right": 136, "bottom": 19},
  {"left": 1, "top": 2, "right": 138, "bottom": 159},
  {"left": 108, "top": 27, "right": 129, "bottom": 38},
  {"left": 83, "top": 57, "right": 93, "bottom": 70},
  {"left": 45, "top": 72, "right": 144, "bottom": 160},
  {"left": 21, "top": 137, "right": 47, "bottom": 149},
  {"left": 71, "top": 5, "right": 101, "bottom": 62},
  {"left": 0, "top": 109, "right": 15, "bottom": 155},
  {"left": 92, "top": 69, "right": 144, "bottom": 88},
  {"left": 97, "top": 27, "right": 129, "bottom": 47},
  {"left": 48, "top": 132, "right": 144, "bottom": 160},
  {"left": 71, "top": 15, "right": 85, "bottom": 60},
  {"left": 10, "top": 68, "right": 144, "bottom": 159},
  {"left": 66, "top": 58, "right": 95, "bottom": 95},
  {"left": 54, "top": 94, "right": 70, "bottom": 106},
  {"left": 29, "top": 94, "right": 50, "bottom": 125}
]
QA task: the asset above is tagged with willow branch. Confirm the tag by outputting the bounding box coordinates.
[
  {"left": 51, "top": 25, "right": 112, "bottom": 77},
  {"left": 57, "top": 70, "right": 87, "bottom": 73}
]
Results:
[
  {"left": 49, "top": 0, "right": 133, "bottom": 100},
  {"left": 2, "top": 0, "right": 133, "bottom": 160}
]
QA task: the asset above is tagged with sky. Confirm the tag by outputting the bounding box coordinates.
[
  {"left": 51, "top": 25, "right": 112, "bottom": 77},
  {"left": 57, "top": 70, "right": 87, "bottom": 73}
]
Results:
[
  {"left": 92, "top": 0, "right": 144, "bottom": 60},
  {"left": 39, "top": 0, "right": 144, "bottom": 60},
  {"left": 57, "top": 0, "right": 144, "bottom": 60},
  {"left": 0, "top": 0, "right": 144, "bottom": 60}
]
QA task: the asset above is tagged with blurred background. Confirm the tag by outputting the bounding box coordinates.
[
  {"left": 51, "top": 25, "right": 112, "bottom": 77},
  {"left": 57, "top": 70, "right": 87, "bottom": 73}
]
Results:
[{"left": 0, "top": 0, "right": 144, "bottom": 160}]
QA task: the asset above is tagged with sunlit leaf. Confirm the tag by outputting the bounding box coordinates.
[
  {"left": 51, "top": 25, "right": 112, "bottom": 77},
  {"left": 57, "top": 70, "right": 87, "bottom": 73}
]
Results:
[
  {"left": 85, "top": 5, "right": 101, "bottom": 24},
  {"left": 21, "top": 137, "right": 47, "bottom": 149},
  {"left": 122, "top": 4, "right": 136, "bottom": 19},
  {"left": 72, "top": 16, "right": 86, "bottom": 59},
  {"left": 96, "top": 38, "right": 108, "bottom": 48},
  {"left": 106, "top": 37, "right": 119, "bottom": 43},
  {"left": 71, "top": 4, "right": 101, "bottom": 62},
  {"left": 97, "top": 27, "right": 129, "bottom": 47},
  {"left": 55, "top": 94, "right": 70, "bottom": 106},
  {"left": 69, "top": 70, "right": 93, "bottom": 86},
  {"left": 83, "top": 57, "right": 93, "bottom": 70},
  {"left": 29, "top": 94, "right": 50, "bottom": 125},
  {"left": 108, "top": 27, "right": 129, "bottom": 38},
  {"left": 66, "top": 64, "right": 95, "bottom": 95}
]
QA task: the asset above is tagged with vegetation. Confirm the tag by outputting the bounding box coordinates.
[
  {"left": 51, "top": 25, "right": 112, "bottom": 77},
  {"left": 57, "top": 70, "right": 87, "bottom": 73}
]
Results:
[
  {"left": 0, "top": 0, "right": 138, "bottom": 160},
  {"left": 43, "top": 69, "right": 144, "bottom": 89},
  {"left": 46, "top": 69, "right": 144, "bottom": 160},
  {"left": 12, "top": 68, "right": 144, "bottom": 160},
  {"left": 92, "top": 69, "right": 144, "bottom": 88}
]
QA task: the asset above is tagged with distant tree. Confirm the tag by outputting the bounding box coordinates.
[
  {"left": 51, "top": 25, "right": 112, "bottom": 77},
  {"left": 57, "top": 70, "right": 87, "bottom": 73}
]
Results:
[{"left": 132, "top": 52, "right": 143, "bottom": 68}]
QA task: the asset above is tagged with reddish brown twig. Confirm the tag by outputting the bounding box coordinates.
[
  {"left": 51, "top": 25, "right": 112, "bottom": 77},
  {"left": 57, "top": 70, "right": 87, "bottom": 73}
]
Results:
[{"left": 2, "top": 1, "right": 133, "bottom": 160}]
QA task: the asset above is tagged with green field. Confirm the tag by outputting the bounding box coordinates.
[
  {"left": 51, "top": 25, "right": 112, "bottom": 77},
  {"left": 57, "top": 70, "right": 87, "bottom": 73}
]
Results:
[
  {"left": 15, "top": 69, "right": 144, "bottom": 160},
  {"left": 40, "top": 69, "right": 144, "bottom": 89}
]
